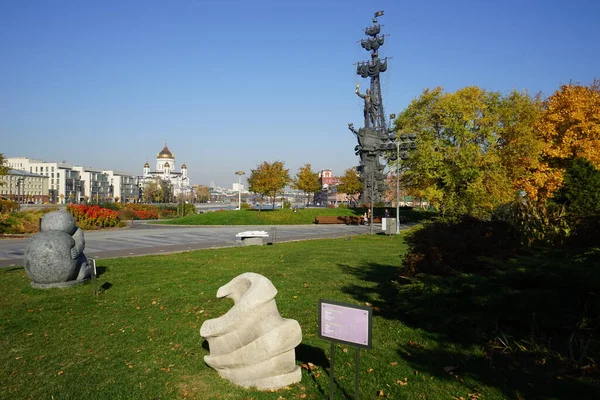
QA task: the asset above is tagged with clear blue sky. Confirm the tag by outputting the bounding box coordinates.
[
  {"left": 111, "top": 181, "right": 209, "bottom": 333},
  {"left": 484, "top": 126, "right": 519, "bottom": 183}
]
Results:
[{"left": 1, "top": 0, "right": 598, "bottom": 188}]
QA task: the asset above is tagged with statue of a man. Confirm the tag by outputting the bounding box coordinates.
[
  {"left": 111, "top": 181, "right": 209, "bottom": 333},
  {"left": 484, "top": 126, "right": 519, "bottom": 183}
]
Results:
[{"left": 355, "top": 83, "right": 378, "bottom": 127}]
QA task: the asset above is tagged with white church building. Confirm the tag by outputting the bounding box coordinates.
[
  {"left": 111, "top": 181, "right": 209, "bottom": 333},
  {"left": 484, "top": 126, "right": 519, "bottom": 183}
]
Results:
[{"left": 139, "top": 143, "right": 191, "bottom": 199}]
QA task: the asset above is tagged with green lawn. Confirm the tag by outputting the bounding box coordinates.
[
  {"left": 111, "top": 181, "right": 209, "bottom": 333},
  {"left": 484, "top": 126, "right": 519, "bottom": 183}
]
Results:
[
  {"left": 1, "top": 235, "right": 597, "bottom": 399},
  {"left": 156, "top": 207, "right": 434, "bottom": 226}
]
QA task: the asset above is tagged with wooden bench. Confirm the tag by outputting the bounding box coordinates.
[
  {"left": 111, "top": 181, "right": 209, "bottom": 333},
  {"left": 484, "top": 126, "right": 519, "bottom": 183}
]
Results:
[{"left": 314, "top": 216, "right": 348, "bottom": 224}]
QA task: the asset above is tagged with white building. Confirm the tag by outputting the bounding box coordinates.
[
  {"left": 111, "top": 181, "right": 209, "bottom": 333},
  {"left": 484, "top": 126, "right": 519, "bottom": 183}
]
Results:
[
  {"left": 5, "top": 156, "right": 138, "bottom": 203},
  {"left": 139, "top": 144, "right": 191, "bottom": 199}
]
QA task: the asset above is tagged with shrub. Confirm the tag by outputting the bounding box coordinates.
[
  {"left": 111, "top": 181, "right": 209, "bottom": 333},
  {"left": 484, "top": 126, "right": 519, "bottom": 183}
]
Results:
[
  {"left": 0, "top": 199, "right": 19, "bottom": 214},
  {"left": 118, "top": 209, "right": 139, "bottom": 220},
  {"left": 240, "top": 202, "right": 252, "bottom": 210},
  {"left": 97, "top": 201, "right": 122, "bottom": 211},
  {"left": 67, "top": 204, "right": 120, "bottom": 230},
  {"left": 493, "top": 200, "right": 571, "bottom": 247},
  {"left": 402, "top": 215, "right": 520, "bottom": 276}
]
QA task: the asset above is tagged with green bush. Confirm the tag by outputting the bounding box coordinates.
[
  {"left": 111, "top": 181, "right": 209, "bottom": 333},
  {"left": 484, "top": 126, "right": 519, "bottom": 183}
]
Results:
[
  {"left": 555, "top": 157, "right": 600, "bottom": 218},
  {"left": 97, "top": 201, "right": 121, "bottom": 211},
  {"left": 493, "top": 200, "right": 571, "bottom": 247},
  {"left": 402, "top": 215, "right": 520, "bottom": 276}
]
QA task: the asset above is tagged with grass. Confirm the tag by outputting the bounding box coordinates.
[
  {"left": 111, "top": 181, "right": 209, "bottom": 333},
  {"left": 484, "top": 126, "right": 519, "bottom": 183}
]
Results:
[
  {"left": 1, "top": 235, "right": 598, "bottom": 399},
  {"left": 156, "top": 207, "right": 434, "bottom": 226}
]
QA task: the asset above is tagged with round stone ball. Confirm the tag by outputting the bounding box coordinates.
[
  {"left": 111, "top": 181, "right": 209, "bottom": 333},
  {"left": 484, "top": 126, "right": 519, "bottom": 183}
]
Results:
[
  {"left": 24, "top": 231, "right": 77, "bottom": 284},
  {"left": 41, "top": 210, "right": 76, "bottom": 234}
]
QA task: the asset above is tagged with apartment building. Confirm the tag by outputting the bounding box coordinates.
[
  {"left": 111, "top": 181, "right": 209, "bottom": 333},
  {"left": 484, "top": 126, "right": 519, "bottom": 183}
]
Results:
[
  {"left": 5, "top": 157, "right": 137, "bottom": 203},
  {"left": 0, "top": 169, "right": 49, "bottom": 203}
]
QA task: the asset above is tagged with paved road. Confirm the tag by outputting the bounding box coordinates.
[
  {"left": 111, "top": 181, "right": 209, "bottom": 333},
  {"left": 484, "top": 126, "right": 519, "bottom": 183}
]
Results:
[{"left": 0, "top": 222, "right": 405, "bottom": 268}]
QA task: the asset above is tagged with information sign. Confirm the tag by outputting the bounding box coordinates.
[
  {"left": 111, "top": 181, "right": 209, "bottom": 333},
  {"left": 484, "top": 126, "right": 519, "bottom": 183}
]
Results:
[{"left": 318, "top": 300, "right": 372, "bottom": 348}]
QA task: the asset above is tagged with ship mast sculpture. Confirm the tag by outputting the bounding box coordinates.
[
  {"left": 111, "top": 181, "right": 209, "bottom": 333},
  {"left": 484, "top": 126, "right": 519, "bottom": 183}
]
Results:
[{"left": 348, "top": 10, "right": 393, "bottom": 206}]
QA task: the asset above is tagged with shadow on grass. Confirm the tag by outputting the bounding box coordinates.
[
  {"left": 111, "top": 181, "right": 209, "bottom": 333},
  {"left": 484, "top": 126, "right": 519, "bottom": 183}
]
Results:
[
  {"left": 397, "top": 342, "right": 600, "bottom": 399},
  {"left": 339, "top": 248, "right": 600, "bottom": 398}
]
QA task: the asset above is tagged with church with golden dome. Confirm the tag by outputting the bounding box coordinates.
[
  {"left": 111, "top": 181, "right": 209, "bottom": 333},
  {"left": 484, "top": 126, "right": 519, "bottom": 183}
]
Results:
[{"left": 139, "top": 143, "right": 190, "bottom": 198}]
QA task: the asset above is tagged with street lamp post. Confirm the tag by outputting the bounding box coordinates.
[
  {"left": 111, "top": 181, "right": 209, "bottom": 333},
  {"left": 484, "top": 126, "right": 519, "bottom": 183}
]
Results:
[
  {"left": 235, "top": 171, "right": 245, "bottom": 210},
  {"left": 17, "top": 178, "right": 24, "bottom": 204},
  {"left": 389, "top": 113, "right": 417, "bottom": 234}
]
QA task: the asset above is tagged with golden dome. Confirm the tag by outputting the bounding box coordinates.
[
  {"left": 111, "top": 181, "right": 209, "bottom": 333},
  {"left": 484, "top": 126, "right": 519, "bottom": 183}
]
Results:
[
  {"left": 144, "top": 162, "right": 150, "bottom": 168},
  {"left": 181, "top": 162, "right": 187, "bottom": 169},
  {"left": 157, "top": 144, "right": 174, "bottom": 159},
  {"left": 164, "top": 162, "right": 170, "bottom": 168}
]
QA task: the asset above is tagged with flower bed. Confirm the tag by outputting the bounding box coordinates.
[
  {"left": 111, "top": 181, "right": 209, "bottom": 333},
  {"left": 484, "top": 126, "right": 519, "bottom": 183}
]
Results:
[{"left": 67, "top": 204, "right": 120, "bottom": 230}]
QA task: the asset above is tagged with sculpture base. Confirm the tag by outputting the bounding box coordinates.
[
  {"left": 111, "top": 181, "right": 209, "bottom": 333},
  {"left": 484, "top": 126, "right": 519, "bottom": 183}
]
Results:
[
  {"left": 30, "top": 277, "right": 89, "bottom": 289},
  {"left": 238, "top": 366, "right": 302, "bottom": 390}
]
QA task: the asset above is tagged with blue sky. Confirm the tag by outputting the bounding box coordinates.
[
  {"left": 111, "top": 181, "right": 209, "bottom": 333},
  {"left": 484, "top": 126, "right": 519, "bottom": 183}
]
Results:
[{"left": 1, "top": 0, "right": 598, "bottom": 187}]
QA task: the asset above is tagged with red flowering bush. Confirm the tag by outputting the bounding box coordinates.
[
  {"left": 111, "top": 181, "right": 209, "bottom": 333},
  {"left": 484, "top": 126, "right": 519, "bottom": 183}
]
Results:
[
  {"left": 67, "top": 204, "right": 120, "bottom": 230},
  {"left": 121, "top": 204, "right": 159, "bottom": 220}
]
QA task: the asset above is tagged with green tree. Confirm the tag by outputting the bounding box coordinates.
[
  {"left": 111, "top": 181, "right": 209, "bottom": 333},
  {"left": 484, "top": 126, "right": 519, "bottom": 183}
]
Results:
[
  {"left": 159, "top": 180, "right": 173, "bottom": 203},
  {"left": 143, "top": 179, "right": 162, "bottom": 203},
  {"left": 247, "top": 161, "right": 291, "bottom": 210},
  {"left": 337, "top": 168, "right": 363, "bottom": 205},
  {"left": 555, "top": 157, "right": 600, "bottom": 217},
  {"left": 394, "top": 86, "right": 541, "bottom": 218},
  {"left": 292, "top": 164, "right": 321, "bottom": 206}
]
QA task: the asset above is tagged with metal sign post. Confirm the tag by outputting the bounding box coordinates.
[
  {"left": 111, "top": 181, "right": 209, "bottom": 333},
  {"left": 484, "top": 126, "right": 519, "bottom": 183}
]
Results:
[{"left": 318, "top": 300, "right": 373, "bottom": 400}]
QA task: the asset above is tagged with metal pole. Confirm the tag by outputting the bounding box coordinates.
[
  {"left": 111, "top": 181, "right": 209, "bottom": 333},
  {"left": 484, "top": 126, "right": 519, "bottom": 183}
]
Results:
[
  {"left": 369, "top": 167, "right": 374, "bottom": 235},
  {"left": 396, "top": 140, "right": 400, "bottom": 234},
  {"left": 330, "top": 341, "right": 335, "bottom": 400},
  {"left": 355, "top": 347, "right": 360, "bottom": 399}
]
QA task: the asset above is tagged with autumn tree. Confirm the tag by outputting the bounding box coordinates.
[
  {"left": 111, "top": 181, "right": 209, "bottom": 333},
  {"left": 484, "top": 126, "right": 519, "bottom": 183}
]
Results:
[
  {"left": 528, "top": 80, "right": 600, "bottom": 201},
  {"left": 292, "top": 164, "right": 321, "bottom": 206},
  {"left": 394, "top": 86, "right": 542, "bottom": 217},
  {"left": 337, "top": 168, "right": 363, "bottom": 205},
  {"left": 0, "top": 154, "right": 8, "bottom": 186},
  {"left": 194, "top": 185, "right": 210, "bottom": 203},
  {"left": 247, "top": 161, "right": 291, "bottom": 210}
]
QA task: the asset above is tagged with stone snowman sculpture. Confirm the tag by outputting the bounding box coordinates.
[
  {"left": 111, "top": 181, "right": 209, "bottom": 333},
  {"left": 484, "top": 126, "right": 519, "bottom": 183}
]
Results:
[{"left": 24, "top": 210, "right": 92, "bottom": 288}]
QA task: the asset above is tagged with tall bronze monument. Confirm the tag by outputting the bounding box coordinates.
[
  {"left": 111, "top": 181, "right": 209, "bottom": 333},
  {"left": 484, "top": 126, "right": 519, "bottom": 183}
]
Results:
[{"left": 349, "top": 11, "right": 394, "bottom": 205}]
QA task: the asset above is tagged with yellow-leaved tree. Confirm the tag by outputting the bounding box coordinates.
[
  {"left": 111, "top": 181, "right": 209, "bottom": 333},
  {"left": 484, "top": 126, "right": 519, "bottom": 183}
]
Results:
[
  {"left": 529, "top": 80, "right": 600, "bottom": 201},
  {"left": 247, "top": 161, "right": 291, "bottom": 211}
]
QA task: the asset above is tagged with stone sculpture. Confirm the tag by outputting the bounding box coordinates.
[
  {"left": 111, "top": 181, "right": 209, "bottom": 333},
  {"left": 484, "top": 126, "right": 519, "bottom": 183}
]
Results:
[
  {"left": 23, "top": 210, "right": 92, "bottom": 288},
  {"left": 200, "top": 272, "right": 302, "bottom": 390}
]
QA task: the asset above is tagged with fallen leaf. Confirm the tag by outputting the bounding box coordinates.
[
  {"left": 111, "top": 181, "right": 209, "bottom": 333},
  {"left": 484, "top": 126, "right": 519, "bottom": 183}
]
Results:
[
  {"left": 390, "top": 362, "right": 398, "bottom": 366},
  {"left": 377, "top": 389, "right": 385, "bottom": 396},
  {"left": 367, "top": 368, "right": 374, "bottom": 373},
  {"left": 365, "top": 302, "right": 373, "bottom": 307},
  {"left": 396, "top": 379, "right": 408, "bottom": 386},
  {"left": 299, "top": 394, "right": 307, "bottom": 399},
  {"left": 57, "top": 370, "right": 64, "bottom": 375}
]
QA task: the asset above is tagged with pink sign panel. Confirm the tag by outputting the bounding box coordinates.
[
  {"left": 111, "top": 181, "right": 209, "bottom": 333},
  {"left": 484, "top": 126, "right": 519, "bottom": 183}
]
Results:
[{"left": 318, "top": 300, "right": 372, "bottom": 348}]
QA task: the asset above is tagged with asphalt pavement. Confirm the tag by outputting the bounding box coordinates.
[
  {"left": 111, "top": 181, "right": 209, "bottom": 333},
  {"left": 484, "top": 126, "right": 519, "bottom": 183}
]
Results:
[{"left": 0, "top": 222, "right": 409, "bottom": 268}]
